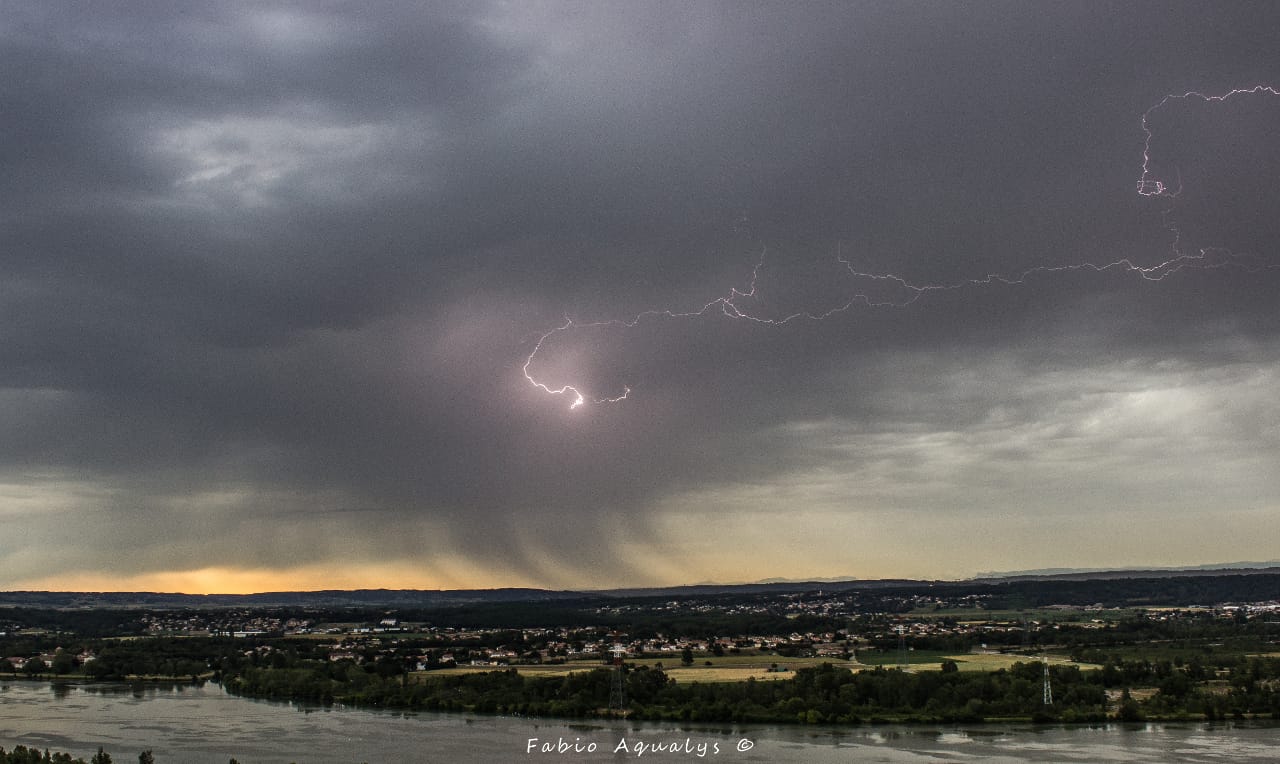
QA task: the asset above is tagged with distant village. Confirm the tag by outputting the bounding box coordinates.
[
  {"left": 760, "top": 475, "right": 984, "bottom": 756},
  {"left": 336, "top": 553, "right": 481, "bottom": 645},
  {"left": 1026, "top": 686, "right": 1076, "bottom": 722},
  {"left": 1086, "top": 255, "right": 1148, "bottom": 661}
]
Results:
[{"left": 6, "top": 585, "right": 1274, "bottom": 678}]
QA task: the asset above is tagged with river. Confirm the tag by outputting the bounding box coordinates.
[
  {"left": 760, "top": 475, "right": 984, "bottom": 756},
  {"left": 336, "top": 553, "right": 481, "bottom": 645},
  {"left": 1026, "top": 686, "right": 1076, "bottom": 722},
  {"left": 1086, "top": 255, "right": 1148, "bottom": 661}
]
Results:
[{"left": 1, "top": 681, "right": 1277, "bottom": 763}]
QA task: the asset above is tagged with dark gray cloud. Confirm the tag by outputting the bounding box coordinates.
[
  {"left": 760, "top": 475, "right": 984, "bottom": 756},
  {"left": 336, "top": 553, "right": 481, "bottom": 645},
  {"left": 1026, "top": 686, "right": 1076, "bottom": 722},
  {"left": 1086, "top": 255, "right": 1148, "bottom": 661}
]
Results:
[{"left": 2, "top": 1, "right": 1279, "bottom": 588}]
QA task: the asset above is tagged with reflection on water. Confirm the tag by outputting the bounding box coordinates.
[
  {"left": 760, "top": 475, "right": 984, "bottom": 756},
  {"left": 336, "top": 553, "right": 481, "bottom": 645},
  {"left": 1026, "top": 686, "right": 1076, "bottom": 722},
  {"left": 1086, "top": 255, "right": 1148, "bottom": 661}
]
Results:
[{"left": 0, "top": 681, "right": 1277, "bottom": 763}]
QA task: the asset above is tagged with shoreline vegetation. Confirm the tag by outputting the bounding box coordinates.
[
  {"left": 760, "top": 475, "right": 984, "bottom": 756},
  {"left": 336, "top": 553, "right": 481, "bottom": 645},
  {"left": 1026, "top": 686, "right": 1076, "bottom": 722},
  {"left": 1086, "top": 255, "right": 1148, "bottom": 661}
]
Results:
[
  {"left": 0, "top": 746, "right": 146, "bottom": 764},
  {"left": 219, "top": 659, "right": 1280, "bottom": 726},
  {"left": 4, "top": 658, "right": 1280, "bottom": 764},
  {"left": 8, "top": 652, "right": 1277, "bottom": 726}
]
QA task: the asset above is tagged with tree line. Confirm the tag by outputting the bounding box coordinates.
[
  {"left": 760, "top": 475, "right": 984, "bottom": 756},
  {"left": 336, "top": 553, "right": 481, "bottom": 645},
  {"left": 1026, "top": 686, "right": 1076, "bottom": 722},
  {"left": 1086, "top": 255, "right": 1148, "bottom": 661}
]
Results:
[{"left": 224, "top": 658, "right": 1280, "bottom": 724}]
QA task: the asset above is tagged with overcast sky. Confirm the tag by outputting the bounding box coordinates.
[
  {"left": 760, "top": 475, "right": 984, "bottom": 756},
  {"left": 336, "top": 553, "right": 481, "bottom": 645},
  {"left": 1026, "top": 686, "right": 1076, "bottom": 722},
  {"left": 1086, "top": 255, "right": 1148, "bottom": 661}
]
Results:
[{"left": 3, "top": 1, "right": 1279, "bottom": 592}]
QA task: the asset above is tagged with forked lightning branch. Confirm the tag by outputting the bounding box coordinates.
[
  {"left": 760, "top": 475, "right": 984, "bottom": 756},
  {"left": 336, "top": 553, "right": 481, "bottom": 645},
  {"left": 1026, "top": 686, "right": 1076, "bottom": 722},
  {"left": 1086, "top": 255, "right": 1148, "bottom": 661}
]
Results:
[{"left": 524, "top": 86, "right": 1280, "bottom": 410}]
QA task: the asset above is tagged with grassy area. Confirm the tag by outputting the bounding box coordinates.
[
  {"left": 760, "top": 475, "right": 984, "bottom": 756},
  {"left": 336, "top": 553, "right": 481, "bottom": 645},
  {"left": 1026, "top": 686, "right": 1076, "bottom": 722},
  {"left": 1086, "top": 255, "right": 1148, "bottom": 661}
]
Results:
[
  {"left": 426, "top": 665, "right": 583, "bottom": 679},
  {"left": 942, "top": 653, "right": 1100, "bottom": 672},
  {"left": 424, "top": 654, "right": 859, "bottom": 683},
  {"left": 424, "top": 666, "right": 798, "bottom": 683},
  {"left": 626, "top": 654, "right": 849, "bottom": 669},
  {"left": 653, "top": 667, "right": 795, "bottom": 682},
  {"left": 630, "top": 654, "right": 856, "bottom": 682},
  {"left": 854, "top": 649, "right": 956, "bottom": 666},
  {"left": 420, "top": 651, "right": 1100, "bottom": 682},
  {"left": 850, "top": 649, "right": 1100, "bottom": 673},
  {"left": 1076, "top": 638, "right": 1275, "bottom": 664}
]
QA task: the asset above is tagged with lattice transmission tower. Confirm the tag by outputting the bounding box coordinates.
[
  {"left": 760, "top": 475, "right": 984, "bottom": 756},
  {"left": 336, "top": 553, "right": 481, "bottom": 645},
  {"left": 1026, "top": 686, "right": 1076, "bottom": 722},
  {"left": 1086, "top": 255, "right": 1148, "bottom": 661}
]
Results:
[{"left": 608, "top": 644, "right": 627, "bottom": 714}]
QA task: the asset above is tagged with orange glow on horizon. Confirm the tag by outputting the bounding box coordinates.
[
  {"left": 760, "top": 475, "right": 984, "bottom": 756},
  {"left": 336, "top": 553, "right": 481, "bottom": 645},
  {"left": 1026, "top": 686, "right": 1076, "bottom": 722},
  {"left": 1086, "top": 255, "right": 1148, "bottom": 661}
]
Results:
[{"left": 9, "top": 563, "right": 531, "bottom": 595}]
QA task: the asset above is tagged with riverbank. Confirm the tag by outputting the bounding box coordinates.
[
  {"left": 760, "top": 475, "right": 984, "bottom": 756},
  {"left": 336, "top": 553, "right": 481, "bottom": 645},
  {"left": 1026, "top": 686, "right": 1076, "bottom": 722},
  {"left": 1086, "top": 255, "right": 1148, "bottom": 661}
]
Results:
[
  {"left": 5, "top": 681, "right": 1280, "bottom": 764},
  {"left": 222, "top": 660, "right": 1280, "bottom": 726}
]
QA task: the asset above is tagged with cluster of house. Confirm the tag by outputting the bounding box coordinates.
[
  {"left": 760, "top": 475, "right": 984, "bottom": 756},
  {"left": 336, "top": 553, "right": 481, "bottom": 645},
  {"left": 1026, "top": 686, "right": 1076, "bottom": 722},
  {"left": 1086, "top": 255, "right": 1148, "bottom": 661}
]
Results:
[
  {"left": 142, "top": 611, "right": 316, "bottom": 636},
  {"left": 1, "top": 649, "right": 95, "bottom": 672},
  {"left": 12, "top": 592, "right": 1277, "bottom": 678},
  {"left": 592, "top": 591, "right": 999, "bottom": 620},
  {"left": 315, "top": 630, "right": 856, "bottom": 669}
]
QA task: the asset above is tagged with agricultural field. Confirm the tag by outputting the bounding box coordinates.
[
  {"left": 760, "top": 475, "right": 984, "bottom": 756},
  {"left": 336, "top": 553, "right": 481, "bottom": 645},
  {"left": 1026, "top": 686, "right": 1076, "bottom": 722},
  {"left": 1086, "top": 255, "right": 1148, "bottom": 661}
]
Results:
[
  {"left": 428, "top": 654, "right": 859, "bottom": 682},
  {"left": 429, "top": 664, "right": 583, "bottom": 679},
  {"left": 425, "top": 651, "right": 1098, "bottom": 682},
  {"left": 856, "top": 649, "right": 1098, "bottom": 673},
  {"left": 940, "top": 652, "right": 1100, "bottom": 672}
]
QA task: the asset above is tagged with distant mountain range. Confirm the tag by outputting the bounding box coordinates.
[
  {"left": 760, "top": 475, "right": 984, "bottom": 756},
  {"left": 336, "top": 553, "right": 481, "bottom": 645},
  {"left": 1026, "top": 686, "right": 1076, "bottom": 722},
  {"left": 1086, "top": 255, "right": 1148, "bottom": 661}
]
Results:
[
  {"left": 2, "top": 562, "right": 1276, "bottom": 609},
  {"left": 0, "top": 588, "right": 589, "bottom": 610},
  {"left": 972, "top": 561, "right": 1280, "bottom": 581},
  {"left": 0, "top": 581, "right": 909, "bottom": 609}
]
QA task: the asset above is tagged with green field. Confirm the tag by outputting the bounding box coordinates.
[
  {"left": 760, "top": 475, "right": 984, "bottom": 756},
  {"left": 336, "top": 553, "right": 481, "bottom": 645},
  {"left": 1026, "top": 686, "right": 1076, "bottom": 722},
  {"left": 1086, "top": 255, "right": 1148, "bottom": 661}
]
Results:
[
  {"left": 855, "top": 649, "right": 1097, "bottom": 673},
  {"left": 1072, "top": 638, "right": 1278, "bottom": 664},
  {"left": 424, "top": 650, "right": 1101, "bottom": 682},
  {"left": 854, "top": 649, "right": 957, "bottom": 667},
  {"left": 429, "top": 653, "right": 857, "bottom": 683}
]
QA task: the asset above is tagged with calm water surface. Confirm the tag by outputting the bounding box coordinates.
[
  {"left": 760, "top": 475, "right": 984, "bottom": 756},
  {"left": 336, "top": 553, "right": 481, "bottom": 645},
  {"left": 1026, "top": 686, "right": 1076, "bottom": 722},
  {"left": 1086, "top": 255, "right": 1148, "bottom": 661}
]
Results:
[{"left": 1, "top": 681, "right": 1277, "bottom": 763}]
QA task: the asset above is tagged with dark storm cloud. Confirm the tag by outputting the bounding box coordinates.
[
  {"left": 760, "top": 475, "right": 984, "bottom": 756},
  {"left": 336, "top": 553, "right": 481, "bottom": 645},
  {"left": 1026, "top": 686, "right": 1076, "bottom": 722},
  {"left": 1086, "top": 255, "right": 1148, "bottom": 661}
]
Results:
[{"left": 2, "top": 1, "right": 1280, "bottom": 586}]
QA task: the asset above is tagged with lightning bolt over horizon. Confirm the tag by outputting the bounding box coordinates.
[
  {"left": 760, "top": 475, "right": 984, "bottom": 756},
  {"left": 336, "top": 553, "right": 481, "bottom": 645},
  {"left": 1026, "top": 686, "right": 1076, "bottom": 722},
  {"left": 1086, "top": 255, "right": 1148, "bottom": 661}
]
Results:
[{"left": 525, "top": 86, "right": 1280, "bottom": 410}]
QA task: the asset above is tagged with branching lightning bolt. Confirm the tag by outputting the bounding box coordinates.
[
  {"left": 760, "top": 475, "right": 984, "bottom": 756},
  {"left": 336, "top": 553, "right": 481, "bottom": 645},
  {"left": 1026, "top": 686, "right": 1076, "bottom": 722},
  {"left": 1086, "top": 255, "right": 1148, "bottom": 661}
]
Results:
[
  {"left": 525, "top": 86, "right": 1280, "bottom": 410},
  {"left": 1136, "top": 85, "right": 1280, "bottom": 197}
]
